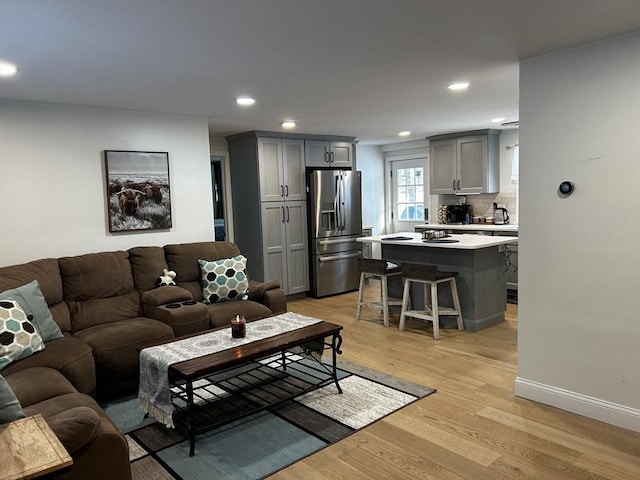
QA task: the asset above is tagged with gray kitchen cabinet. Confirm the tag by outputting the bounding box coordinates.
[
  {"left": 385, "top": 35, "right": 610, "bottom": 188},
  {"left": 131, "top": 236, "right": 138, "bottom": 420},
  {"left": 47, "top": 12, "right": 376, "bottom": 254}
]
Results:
[
  {"left": 258, "top": 137, "right": 306, "bottom": 202},
  {"left": 429, "top": 129, "right": 500, "bottom": 195},
  {"left": 305, "top": 140, "right": 354, "bottom": 168},
  {"left": 261, "top": 201, "right": 309, "bottom": 295},
  {"left": 226, "top": 131, "right": 309, "bottom": 295}
]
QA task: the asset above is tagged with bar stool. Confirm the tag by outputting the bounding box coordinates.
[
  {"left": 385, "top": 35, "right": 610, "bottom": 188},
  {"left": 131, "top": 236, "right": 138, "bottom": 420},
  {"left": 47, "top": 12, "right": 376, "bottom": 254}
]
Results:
[
  {"left": 399, "top": 263, "right": 463, "bottom": 340},
  {"left": 356, "top": 257, "right": 403, "bottom": 327}
]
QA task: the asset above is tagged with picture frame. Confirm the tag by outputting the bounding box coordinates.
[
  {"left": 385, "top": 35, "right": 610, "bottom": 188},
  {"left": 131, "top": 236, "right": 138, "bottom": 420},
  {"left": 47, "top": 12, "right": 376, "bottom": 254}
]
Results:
[{"left": 104, "top": 150, "right": 172, "bottom": 232}]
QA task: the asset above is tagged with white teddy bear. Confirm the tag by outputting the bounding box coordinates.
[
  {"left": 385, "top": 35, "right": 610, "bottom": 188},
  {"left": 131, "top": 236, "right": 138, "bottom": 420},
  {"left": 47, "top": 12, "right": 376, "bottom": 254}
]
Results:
[{"left": 157, "top": 268, "right": 177, "bottom": 286}]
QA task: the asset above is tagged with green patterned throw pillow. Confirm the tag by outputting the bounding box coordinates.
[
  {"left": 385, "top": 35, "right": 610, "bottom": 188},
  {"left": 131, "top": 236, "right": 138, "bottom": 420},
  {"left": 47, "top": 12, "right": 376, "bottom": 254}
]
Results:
[
  {"left": 0, "top": 300, "right": 46, "bottom": 371},
  {"left": 0, "top": 280, "right": 63, "bottom": 343},
  {"left": 198, "top": 255, "right": 249, "bottom": 304}
]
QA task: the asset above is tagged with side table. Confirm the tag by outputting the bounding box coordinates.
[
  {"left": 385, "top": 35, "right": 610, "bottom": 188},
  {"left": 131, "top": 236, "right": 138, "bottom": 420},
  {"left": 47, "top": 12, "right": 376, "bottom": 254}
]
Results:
[{"left": 0, "top": 414, "right": 72, "bottom": 480}]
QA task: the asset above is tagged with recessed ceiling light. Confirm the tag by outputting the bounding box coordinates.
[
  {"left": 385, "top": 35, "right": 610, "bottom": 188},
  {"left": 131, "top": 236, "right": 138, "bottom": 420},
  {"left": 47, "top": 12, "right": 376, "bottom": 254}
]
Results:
[
  {"left": 281, "top": 121, "right": 296, "bottom": 129},
  {"left": 0, "top": 61, "right": 18, "bottom": 77},
  {"left": 236, "top": 96, "right": 255, "bottom": 106},
  {"left": 491, "top": 117, "right": 506, "bottom": 123},
  {"left": 398, "top": 131, "right": 411, "bottom": 137},
  {"left": 447, "top": 82, "right": 469, "bottom": 91}
]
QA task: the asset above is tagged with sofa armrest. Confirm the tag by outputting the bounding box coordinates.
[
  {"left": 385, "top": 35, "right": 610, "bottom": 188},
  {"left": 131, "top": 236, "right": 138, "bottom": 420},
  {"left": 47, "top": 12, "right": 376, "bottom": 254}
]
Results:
[
  {"left": 247, "top": 280, "right": 280, "bottom": 301},
  {"left": 142, "top": 301, "right": 209, "bottom": 337},
  {"left": 141, "top": 286, "right": 193, "bottom": 306},
  {"left": 46, "top": 406, "right": 101, "bottom": 454},
  {"left": 260, "top": 286, "right": 287, "bottom": 315}
]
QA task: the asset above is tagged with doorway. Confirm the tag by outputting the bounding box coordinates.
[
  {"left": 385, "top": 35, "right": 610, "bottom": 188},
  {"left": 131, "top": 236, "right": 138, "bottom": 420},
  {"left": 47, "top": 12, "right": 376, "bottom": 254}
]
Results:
[
  {"left": 210, "top": 155, "right": 229, "bottom": 241},
  {"left": 388, "top": 158, "right": 428, "bottom": 233}
]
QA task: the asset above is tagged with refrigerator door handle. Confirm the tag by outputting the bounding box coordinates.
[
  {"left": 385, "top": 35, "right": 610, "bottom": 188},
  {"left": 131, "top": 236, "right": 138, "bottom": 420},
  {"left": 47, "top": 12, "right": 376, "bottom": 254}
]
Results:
[
  {"left": 318, "top": 252, "right": 362, "bottom": 262},
  {"left": 334, "top": 174, "right": 341, "bottom": 229},
  {"left": 339, "top": 174, "right": 346, "bottom": 230},
  {"left": 317, "top": 238, "right": 358, "bottom": 246}
]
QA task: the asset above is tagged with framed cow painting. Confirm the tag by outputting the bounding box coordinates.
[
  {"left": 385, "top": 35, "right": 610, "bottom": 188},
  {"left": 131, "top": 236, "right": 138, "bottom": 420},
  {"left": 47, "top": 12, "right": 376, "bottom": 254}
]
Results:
[{"left": 104, "top": 150, "right": 172, "bottom": 232}]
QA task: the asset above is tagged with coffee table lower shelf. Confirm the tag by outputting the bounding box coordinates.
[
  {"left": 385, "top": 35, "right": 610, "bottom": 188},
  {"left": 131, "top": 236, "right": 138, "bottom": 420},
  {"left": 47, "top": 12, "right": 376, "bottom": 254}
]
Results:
[{"left": 170, "top": 346, "right": 343, "bottom": 456}]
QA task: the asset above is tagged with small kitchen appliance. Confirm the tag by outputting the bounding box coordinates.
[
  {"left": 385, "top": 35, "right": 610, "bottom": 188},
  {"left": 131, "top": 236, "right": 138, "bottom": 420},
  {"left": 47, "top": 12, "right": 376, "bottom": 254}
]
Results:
[
  {"left": 493, "top": 203, "right": 510, "bottom": 225},
  {"left": 446, "top": 204, "right": 471, "bottom": 224}
]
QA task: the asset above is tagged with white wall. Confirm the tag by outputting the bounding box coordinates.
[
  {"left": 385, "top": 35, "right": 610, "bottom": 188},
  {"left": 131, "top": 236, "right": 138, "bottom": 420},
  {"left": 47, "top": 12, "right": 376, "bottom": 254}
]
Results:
[
  {"left": 355, "top": 144, "right": 385, "bottom": 257},
  {"left": 0, "top": 101, "right": 214, "bottom": 266},
  {"left": 517, "top": 31, "right": 640, "bottom": 431}
]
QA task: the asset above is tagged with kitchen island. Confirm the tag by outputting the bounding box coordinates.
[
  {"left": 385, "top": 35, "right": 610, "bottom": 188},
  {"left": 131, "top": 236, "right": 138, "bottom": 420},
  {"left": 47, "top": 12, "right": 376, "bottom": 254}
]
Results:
[{"left": 356, "top": 232, "right": 518, "bottom": 331}]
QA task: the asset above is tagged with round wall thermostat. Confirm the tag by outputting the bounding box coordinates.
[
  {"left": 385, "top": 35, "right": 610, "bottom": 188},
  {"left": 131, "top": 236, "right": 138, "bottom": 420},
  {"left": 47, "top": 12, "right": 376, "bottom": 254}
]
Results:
[{"left": 558, "top": 181, "right": 574, "bottom": 195}]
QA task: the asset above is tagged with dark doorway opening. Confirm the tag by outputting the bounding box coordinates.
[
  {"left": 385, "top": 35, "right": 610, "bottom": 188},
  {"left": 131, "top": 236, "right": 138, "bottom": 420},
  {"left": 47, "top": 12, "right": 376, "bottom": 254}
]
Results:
[{"left": 211, "top": 156, "right": 226, "bottom": 241}]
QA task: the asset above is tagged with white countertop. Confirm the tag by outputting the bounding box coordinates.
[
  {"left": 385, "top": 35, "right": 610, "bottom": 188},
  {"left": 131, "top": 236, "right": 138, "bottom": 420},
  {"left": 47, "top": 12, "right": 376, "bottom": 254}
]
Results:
[
  {"left": 357, "top": 232, "right": 518, "bottom": 249},
  {"left": 415, "top": 223, "right": 519, "bottom": 233}
]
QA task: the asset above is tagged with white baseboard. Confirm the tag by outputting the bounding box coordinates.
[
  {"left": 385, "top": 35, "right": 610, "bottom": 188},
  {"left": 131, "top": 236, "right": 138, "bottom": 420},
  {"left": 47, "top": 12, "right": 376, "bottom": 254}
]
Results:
[{"left": 514, "top": 377, "right": 640, "bottom": 433}]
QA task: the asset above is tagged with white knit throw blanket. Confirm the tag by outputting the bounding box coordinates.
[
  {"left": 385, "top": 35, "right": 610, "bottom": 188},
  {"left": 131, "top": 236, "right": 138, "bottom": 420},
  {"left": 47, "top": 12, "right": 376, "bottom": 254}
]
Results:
[{"left": 138, "top": 312, "right": 322, "bottom": 428}]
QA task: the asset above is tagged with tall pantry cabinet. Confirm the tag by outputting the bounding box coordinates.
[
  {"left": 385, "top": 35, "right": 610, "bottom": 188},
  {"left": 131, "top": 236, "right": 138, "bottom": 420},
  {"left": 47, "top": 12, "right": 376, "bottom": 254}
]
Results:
[{"left": 226, "top": 132, "right": 309, "bottom": 295}]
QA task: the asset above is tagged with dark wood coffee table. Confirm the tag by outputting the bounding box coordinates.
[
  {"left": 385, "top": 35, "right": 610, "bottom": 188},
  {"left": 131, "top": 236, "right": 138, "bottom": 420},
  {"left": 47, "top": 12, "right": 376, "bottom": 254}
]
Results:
[{"left": 159, "top": 319, "right": 343, "bottom": 456}]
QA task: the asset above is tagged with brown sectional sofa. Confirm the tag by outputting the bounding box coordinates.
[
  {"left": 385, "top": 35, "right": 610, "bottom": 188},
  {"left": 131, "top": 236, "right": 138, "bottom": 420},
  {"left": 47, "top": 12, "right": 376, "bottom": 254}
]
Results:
[{"left": 0, "top": 240, "right": 287, "bottom": 480}]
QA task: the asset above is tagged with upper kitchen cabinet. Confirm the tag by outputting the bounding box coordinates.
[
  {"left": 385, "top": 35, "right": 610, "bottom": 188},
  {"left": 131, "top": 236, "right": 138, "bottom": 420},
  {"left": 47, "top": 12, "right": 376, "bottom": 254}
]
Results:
[
  {"left": 305, "top": 140, "right": 355, "bottom": 168},
  {"left": 428, "top": 129, "right": 501, "bottom": 195},
  {"left": 257, "top": 137, "right": 306, "bottom": 202}
]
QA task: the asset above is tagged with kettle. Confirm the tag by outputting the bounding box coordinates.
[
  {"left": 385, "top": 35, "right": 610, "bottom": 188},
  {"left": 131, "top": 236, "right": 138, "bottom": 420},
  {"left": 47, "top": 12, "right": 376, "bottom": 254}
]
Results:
[{"left": 493, "top": 203, "right": 510, "bottom": 225}]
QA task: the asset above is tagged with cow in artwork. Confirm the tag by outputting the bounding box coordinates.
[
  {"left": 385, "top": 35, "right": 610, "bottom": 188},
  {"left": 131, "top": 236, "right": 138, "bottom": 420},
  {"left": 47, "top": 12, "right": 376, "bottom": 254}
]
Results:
[
  {"left": 118, "top": 189, "right": 144, "bottom": 216},
  {"left": 144, "top": 184, "right": 163, "bottom": 204}
]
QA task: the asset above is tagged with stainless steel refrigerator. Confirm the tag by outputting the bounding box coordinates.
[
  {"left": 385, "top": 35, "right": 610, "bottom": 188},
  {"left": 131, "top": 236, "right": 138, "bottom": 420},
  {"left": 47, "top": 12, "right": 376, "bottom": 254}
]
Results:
[{"left": 307, "top": 170, "right": 362, "bottom": 297}]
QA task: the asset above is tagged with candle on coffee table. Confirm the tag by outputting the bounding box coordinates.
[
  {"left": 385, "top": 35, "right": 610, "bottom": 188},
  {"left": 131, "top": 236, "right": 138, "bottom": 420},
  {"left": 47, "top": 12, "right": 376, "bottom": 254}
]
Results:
[{"left": 231, "top": 314, "right": 246, "bottom": 338}]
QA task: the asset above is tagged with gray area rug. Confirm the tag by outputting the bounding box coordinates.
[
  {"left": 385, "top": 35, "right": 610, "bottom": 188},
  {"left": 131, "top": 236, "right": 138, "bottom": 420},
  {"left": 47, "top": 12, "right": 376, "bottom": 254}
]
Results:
[{"left": 102, "top": 358, "right": 435, "bottom": 480}]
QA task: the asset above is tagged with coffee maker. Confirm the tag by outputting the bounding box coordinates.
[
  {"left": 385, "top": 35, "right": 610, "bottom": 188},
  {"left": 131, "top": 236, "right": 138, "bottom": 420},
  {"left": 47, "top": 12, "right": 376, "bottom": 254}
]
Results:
[{"left": 446, "top": 204, "right": 471, "bottom": 224}]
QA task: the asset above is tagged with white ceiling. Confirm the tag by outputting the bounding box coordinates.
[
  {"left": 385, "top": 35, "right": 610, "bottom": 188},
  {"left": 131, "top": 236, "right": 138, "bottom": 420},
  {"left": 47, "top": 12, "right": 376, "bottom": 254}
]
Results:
[{"left": 1, "top": 0, "right": 639, "bottom": 145}]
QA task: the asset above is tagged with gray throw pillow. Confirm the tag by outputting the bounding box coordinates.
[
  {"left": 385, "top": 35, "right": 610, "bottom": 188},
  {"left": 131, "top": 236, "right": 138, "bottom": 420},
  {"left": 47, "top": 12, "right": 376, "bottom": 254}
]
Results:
[
  {"left": 0, "top": 280, "right": 63, "bottom": 343},
  {"left": 0, "top": 374, "right": 25, "bottom": 424}
]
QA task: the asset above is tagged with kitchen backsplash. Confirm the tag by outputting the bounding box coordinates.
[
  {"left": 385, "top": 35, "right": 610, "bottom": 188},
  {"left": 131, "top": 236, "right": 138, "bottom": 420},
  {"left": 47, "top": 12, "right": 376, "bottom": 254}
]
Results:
[{"left": 435, "top": 192, "right": 518, "bottom": 224}]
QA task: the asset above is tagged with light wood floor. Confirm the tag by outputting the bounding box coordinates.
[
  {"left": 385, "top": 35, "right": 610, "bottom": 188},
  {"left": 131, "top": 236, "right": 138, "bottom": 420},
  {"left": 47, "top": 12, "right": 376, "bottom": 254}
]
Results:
[{"left": 269, "top": 280, "right": 640, "bottom": 480}]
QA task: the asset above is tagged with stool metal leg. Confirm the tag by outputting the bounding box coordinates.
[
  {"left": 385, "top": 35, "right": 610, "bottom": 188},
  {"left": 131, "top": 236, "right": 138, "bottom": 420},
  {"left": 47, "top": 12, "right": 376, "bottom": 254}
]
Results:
[
  {"left": 399, "top": 278, "right": 411, "bottom": 331},
  {"left": 381, "top": 275, "right": 390, "bottom": 327},
  {"left": 451, "top": 277, "right": 464, "bottom": 331},
  {"left": 356, "top": 272, "right": 366, "bottom": 320},
  {"left": 431, "top": 281, "right": 440, "bottom": 340}
]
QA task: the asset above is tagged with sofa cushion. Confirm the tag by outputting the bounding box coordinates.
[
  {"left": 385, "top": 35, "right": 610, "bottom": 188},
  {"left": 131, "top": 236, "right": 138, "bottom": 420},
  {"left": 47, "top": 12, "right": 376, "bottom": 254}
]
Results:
[
  {"left": 0, "top": 335, "right": 96, "bottom": 396},
  {"left": 46, "top": 406, "right": 100, "bottom": 454},
  {"left": 4, "top": 366, "right": 80, "bottom": 408},
  {"left": 164, "top": 241, "right": 242, "bottom": 301},
  {"left": 73, "top": 317, "right": 174, "bottom": 399},
  {"left": 0, "top": 280, "right": 63, "bottom": 342},
  {"left": 0, "top": 258, "right": 71, "bottom": 333},
  {"left": 59, "top": 251, "right": 140, "bottom": 331},
  {"left": 199, "top": 255, "right": 249, "bottom": 303},
  {"left": 0, "top": 300, "right": 45, "bottom": 371},
  {"left": 0, "top": 373, "right": 25, "bottom": 424},
  {"left": 205, "top": 300, "right": 272, "bottom": 328},
  {"left": 129, "top": 246, "right": 169, "bottom": 293}
]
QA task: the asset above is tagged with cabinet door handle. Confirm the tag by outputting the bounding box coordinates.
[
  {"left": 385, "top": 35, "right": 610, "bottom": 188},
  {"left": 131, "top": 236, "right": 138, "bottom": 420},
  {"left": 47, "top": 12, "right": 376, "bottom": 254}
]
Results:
[
  {"left": 330, "top": 151, "right": 335, "bottom": 163},
  {"left": 280, "top": 185, "right": 284, "bottom": 197},
  {"left": 286, "top": 206, "right": 290, "bottom": 222},
  {"left": 324, "top": 152, "right": 330, "bottom": 163},
  {"left": 457, "top": 179, "right": 461, "bottom": 190},
  {"left": 452, "top": 179, "right": 456, "bottom": 190},
  {"left": 285, "top": 185, "right": 289, "bottom": 197},
  {"left": 281, "top": 206, "right": 285, "bottom": 222}
]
